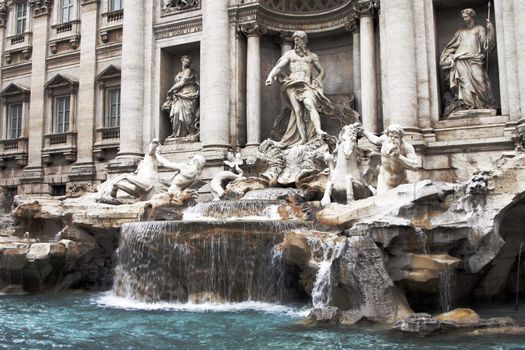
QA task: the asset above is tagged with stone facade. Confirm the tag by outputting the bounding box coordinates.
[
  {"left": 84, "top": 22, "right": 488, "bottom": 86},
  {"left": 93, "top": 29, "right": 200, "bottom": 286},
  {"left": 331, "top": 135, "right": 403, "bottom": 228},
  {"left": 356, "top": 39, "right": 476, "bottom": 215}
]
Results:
[{"left": 0, "top": 0, "right": 523, "bottom": 195}]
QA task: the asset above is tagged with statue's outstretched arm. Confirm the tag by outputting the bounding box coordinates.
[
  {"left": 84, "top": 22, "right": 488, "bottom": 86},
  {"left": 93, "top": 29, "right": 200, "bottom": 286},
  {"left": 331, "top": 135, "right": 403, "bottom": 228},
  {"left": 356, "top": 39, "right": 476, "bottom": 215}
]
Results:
[
  {"left": 265, "top": 55, "right": 289, "bottom": 85},
  {"left": 399, "top": 144, "right": 419, "bottom": 171},
  {"left": 363, "top": 130, "right": 382, "bottom": 146},
  {"left": 156, "top": 151, "right": 184, "bottom": 171}
]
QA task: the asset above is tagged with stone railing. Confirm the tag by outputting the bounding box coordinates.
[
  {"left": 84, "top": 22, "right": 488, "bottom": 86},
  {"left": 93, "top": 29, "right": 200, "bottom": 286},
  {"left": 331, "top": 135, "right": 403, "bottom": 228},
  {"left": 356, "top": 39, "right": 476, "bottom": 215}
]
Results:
[
  {"left": 4, "top": 32, "right": 32, "bottom": 63},
  {"left": 94, "top": 127, "right": 120, "bottom": 160},
  {"left": 42, "top": 132, "right": 77, "bottom": 164},
  {"left": 49, "top": 20, "right": 81, "bottom": 54},
  {"left": 100, "top": 9, "right": 124, "bottom": 43},
  {"left": 0, "top": 138, "right": 28, "bottom": 167}
]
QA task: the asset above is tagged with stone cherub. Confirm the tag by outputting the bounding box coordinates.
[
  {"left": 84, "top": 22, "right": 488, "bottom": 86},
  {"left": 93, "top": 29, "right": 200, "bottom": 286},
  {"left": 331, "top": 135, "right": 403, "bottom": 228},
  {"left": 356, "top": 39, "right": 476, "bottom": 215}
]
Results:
[
  {"left": 210, "top": 152, "right": 244, "bottom": 201},
  {"left": 361, "top": 124, "right": 419, "bottom": 195},
  {"left": 321, "top": 123, "right": 372, "bottom": 206}
]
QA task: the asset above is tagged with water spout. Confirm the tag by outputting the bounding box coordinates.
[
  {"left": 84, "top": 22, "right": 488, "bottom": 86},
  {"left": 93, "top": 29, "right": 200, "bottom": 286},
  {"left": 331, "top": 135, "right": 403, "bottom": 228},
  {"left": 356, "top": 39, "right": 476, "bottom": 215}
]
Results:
[
  {"left": 415, "top": 228, "right": 428, "bottom": 254},
  {"left": 439, "top": 267, "right": 454, "bottom": 313}
]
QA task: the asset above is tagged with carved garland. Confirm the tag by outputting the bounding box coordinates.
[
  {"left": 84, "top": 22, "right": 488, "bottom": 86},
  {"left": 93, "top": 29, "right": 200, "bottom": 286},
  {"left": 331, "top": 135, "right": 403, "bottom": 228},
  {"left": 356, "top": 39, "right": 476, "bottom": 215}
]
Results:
[{"left": 161, "top": 0, "right": 200, "bottom": 17}]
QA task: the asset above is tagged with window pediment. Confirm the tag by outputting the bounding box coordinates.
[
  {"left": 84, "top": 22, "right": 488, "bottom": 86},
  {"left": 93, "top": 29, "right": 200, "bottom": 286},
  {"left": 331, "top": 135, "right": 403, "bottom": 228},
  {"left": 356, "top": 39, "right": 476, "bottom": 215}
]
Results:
[
  {"left": 0, "top": 83, "right": 30, "bottom": 98},
  {"left": 97, "top": 64, "right": 121, "bottom": 81},
  {"left": 44, "top": 74, "right": 78, "bottom": 92}
]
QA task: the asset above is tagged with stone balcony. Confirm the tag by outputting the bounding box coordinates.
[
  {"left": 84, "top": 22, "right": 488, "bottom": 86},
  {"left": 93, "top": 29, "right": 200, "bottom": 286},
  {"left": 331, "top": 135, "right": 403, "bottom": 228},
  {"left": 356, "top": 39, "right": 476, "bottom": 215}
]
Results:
[
  {"left": 93, "top": 127, "right": 120, "bottom": 160},
  {"left": 100, "top": 9, "right": 123, "bottom": 43},
  {"left": 0, "top": 138, "right": 28, "bottom": 168},
  {"left": 4, "top": 32, "right": 32, "bottom": 64},
  {"left": 42, "top": 132, "right": 77, "bottom": 164},
  {"left": 49, "top": 20, "right": 81, "bottom": 54}
]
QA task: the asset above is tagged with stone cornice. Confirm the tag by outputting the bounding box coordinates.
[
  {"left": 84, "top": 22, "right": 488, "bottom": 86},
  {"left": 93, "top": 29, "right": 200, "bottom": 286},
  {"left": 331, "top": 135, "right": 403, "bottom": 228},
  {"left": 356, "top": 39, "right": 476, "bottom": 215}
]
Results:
[
  {"left": 239, "top": 22, "right": 267, "bottom": 37},
  {"left": 80, "top": 0, "right": 100, "bottom": 6},
  {"left": 229, "top": 2, "right": 356, "bottom": 33},
  {"left": 153, "top": 15, "right": 201, "bottom": 40}
]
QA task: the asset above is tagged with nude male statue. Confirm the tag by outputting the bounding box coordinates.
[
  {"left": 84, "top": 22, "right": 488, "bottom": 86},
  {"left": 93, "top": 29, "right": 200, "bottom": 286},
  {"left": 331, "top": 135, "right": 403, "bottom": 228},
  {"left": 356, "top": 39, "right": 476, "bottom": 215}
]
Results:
[
  {"left": 158, "top": 151, "right": 206, "bottom": 195},
  {"left": 361, "top": 124, "right": 419, "bottom": 194},
  {"left": 265, "top": 31, "right": 333, "bottom": 147}
]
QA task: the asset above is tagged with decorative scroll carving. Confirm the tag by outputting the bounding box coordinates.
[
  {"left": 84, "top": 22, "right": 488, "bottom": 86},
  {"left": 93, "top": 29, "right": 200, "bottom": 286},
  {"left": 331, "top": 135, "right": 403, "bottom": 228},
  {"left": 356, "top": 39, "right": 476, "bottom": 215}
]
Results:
[
  {"left": 0, "top": 3, "right": 7, "bottom": 27},
  {"left": 344, "top": 13, "right": 359, "bottom": 33},
  {"left": 354, "top": 0, "right": 380, "bottom": 18},
  {"left": 29, "top": 0, "right": 52, "bottom": 17},
  {"left": 239, "top": 22, "right": 267, "bottom": 37},
  {"left": 161, "top": 0, "right": 200, "bottom": 16},
  {"left": 279, "top": 31, "right": 294, "bottom": 47}
]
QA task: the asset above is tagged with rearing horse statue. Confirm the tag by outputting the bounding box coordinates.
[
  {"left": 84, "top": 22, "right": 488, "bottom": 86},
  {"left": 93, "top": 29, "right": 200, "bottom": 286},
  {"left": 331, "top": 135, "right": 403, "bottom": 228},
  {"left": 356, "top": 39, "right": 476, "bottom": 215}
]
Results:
[{"left": 321, "top": 123, "right": 373, "bottom": 206}]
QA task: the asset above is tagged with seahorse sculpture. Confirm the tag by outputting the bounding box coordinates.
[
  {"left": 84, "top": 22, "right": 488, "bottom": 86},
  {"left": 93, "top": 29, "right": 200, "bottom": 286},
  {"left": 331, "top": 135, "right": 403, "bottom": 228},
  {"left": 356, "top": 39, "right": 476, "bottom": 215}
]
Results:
[{"left": 210, "top": 152, "right": 244, "bottom": 201}]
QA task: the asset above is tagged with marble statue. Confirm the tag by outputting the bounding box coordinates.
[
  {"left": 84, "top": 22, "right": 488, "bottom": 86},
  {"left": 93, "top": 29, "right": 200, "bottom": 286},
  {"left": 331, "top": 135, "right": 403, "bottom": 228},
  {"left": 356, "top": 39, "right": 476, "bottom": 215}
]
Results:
[
  {"left": 107, "top": 139, "right": 166, "bottom": 201},
  {"left": 361, "top": 124, "right": 419, "bottom": 195},
  {"left": 321, "top": 123, "right": 372, "bottom": 206},
  {"left": 210, "top": 152, "right": 244, "bottom": 200},
  {"left": 163, "top": 55, "right": 200, "bottom": 141},
  {"left": 162, "top": 153, "right": 206, "bottom": 195},
  {"left": 265, "top": 31, "right": 334, "bottom": 147},
  {"left": 440, "top": 8, "right": 496, "bottom": 117}
]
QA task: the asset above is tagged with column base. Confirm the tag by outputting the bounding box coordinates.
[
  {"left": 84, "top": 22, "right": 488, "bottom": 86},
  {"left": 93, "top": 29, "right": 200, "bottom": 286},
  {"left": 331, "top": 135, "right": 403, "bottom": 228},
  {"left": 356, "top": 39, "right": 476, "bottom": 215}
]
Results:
[
  {"left": 70, "top": 162, "right": 96, "bottom": 182},
  {"left": 107, "top": 155, "right": 143, "bottom": 175}
]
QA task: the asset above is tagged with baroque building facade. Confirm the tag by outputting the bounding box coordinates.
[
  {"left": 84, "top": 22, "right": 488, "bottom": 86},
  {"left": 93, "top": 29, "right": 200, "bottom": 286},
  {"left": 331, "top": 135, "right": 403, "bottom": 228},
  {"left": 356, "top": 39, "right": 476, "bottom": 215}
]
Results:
[{"left": 0, "top": 0, "right": 524, "bottom": 195}]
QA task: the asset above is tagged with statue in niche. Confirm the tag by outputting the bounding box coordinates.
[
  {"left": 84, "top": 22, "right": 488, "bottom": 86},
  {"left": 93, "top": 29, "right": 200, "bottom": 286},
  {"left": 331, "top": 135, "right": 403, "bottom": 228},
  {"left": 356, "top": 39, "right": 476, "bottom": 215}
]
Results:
[
  {"left": 321, "top": 123, "right": 373, "bottom": 206},
  {"left": 162, "top": 55, "right": 200, "bottom": 142},
  {"left": 265, "top": 31, "right": 334, "bottom": 147},
  {"left": 361, "top": 124, "right": 419, "bottom": 195},
  {"left": 439, "top": 8, "right": 496, "bottom": 118}
]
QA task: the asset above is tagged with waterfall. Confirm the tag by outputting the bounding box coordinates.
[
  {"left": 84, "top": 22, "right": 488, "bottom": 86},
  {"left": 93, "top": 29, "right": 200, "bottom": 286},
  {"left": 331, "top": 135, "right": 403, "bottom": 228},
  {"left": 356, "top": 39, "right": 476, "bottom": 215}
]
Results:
[
  {"left": 439, "top": 268, "right": 454, "bottom": 312},
  {"left": 242, "top": 188, "right": 304, "bottom": 200},
  {"left": 113, "top": 221, "right": 310, "bottom": 303},
  {"left": 415, "top": 228, "right": 428, "bottom": 254},
  {"left": 182, "top": 200, "right": 286, "bottom": 221},
  {"left": 308, "top": 236, "right": 346, "bottom": 308}
]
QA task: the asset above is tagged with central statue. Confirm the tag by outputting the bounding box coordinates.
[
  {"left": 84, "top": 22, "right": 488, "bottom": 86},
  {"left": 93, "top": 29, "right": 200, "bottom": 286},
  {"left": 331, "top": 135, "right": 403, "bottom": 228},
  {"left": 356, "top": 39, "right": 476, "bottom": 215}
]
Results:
[{"left": 265, "top": 31, "right": 334, "bottom": 147}]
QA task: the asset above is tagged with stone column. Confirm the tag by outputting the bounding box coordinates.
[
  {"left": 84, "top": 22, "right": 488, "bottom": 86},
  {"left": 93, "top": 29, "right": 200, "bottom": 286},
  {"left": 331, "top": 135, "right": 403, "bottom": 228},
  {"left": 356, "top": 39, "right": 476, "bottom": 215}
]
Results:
[
  {"left": 346, "top": 16, "right": 361, "bottom": 114},
  {"left": 71, "top": 0, "right": 98, "bottom": 180},
  {"left": 240, "top": 23, "right": 266, "bottom": 148},
  {"left": 22, "top": 2, "right": 51, "bottom": 190},
  {"left": 200, "top": 0, "right": 231, "bottom": 151},
  {"left": 356, "top": 1, "right": 379, "bottom": 133},
  {"left": 117, "top": 0, "right": 144, "bottom": 161},
  {"left": 380, "top": 0, "right": 419, "bottom": 132},
  {"left": 280, "top": 31, "right": 293, "bottom": 55},
  {"left": 513, "top": 0, "right": 525, "bottom": 122}
]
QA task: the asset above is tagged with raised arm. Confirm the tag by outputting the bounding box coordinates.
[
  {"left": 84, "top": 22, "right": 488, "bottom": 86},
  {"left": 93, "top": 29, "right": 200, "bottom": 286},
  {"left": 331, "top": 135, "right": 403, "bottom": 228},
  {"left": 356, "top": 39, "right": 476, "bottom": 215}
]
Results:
[
  {"left": 362, "top": 130, "right": 383, "bottom": 146},
  {"left": 156, "top": 149, "right": 184, "bottom": 172},
  {"left": 398, "top": 142, "right": 419, "bottom": 171},
  {"left": 265, "top": 54, "right": 290, "bottom": 86}
]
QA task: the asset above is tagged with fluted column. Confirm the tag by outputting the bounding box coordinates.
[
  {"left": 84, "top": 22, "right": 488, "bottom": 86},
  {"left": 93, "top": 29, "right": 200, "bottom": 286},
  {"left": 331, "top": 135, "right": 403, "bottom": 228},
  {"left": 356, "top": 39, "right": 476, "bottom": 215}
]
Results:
[
  {"left": 200, "top": 0, "right": 230, "bottom": 150},
  {"left": 513, "top": 0, "right": 525, "bottom": 121},
  {"left": 346, "top": 16, "right": 361, "bottom": 114},
  {"left": 117, "top": 0, "right": 144, "bottom": 160},
  {"left": 380, "top": 0, "right": 418, "bottom": 131},
  {"left": 240, "top": 23, "right": 266, "bottom": 148},
  {"left": 73, "top": 0, "right": 98, "bottom": 177},
  {"left": 356, "top": 1, "right": 379, "bottom": 133}
]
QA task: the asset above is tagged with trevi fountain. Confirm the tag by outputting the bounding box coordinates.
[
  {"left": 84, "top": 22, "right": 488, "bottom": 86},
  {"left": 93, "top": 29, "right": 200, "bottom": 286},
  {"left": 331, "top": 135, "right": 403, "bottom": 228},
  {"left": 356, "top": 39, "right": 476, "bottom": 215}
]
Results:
[{"left": 0, "top": 0, "right": 525, "bottom": 349}]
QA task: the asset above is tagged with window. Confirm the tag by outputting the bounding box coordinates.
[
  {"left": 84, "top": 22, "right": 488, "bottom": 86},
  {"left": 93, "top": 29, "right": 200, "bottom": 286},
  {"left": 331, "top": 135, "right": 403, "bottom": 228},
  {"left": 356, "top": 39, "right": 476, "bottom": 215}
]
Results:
[
  {"left": 51, "top": 184, "right": 66, "bottom": 196},
  {"left": 15, "top": 3, "right": 27, "bottom": 35},
  {"left": 55, "top": 96, "right": 70, "bottom": 133},
  {"left": 61, "top": 0, "right": 74, "bottom": 23},
  {"left": 110, "top": 0, "right": 123, "bottom": 11},
  {"left": 7, "top": 104, "right": 22, "bottom": 139},
  {"left": 107, "top": 88, "right": 120, "bottom": 127}
]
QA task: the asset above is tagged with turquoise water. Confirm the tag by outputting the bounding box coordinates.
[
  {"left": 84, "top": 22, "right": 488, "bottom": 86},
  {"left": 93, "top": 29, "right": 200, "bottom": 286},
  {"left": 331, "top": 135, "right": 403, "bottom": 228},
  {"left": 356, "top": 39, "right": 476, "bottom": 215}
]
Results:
[{"left": 1, "top": 292, "right": 525, "bottom": 350}]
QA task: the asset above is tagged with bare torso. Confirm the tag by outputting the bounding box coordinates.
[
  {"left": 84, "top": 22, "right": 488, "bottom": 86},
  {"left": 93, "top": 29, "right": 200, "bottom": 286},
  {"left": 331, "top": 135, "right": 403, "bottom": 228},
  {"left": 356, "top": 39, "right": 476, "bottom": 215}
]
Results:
[{"left": 287, "top": 51, "right": 314, "bottom": 83}]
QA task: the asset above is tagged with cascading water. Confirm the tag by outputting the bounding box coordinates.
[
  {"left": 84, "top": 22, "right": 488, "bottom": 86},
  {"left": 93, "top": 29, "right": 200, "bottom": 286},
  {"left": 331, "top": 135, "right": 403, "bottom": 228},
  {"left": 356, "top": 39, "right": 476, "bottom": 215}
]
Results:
[
  {"left": 182, "top": 200, "right": 286, "bottom": 221},
  {"left": 439, "top": 268, "right": 454, "bottom": 312},
  {"left": 112, "top": 213, "right": 311, "bottom": 304},
  {"left": 308, "top": 236, "right": 346, "bottom": 308},
  {"left": 415, "top": 228, "right": 428, "bottom": 254}
]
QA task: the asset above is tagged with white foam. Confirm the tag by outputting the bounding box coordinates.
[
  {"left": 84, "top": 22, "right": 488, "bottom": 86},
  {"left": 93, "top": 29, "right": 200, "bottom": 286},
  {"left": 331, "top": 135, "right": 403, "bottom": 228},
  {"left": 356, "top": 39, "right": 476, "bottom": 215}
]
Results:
[{"left": 94, "top": 293, "right": 310, "bottom": 317}]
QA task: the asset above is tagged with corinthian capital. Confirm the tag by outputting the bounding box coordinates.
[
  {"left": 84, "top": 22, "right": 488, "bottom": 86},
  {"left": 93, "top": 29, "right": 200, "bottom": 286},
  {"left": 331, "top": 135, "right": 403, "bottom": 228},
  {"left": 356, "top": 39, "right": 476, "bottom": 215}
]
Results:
[
  {"left": 344, "top": 13, "right": 359, "bottom": 33},
  {"left": 239, "top": 22, "right": 267, "bottom": 37},
  {"left": 354, "top": 0, "right": 380, "bottom": 18}
]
